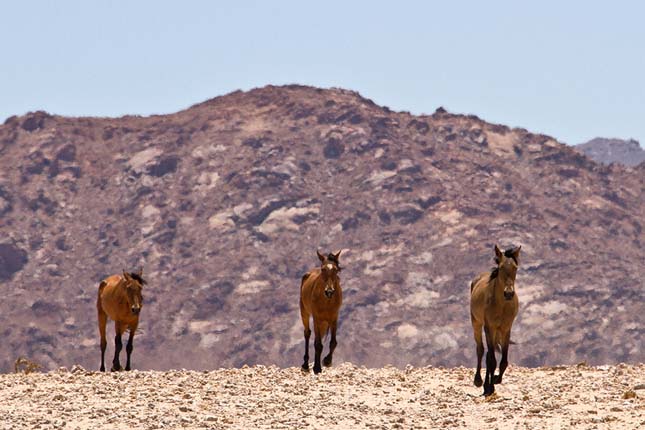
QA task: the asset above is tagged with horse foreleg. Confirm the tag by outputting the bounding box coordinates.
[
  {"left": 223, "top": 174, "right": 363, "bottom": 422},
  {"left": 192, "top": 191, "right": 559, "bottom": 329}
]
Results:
[
  {"left": 111, "top": 323, "right": 124, "bottom": 372},
  {"left": 472, "top": 319, "right": 484, "bottom": 387},
  {"left": 312, "top": 321, "right": 324, "bottom": 374},
  {"left": 493, "top": 331, "right": 511, "bottom": 384},
  {"left": 98, "top": 309, "right": 108, "bottom": 372},
  {"left": 323, "top": 320, "right": 337, "bottom": 367},
  {"left": 124, "top": 324, "right": 137, "bottom": 371},
  {"left": 483, "top": 326, "right": 497, "bottom": 396}
]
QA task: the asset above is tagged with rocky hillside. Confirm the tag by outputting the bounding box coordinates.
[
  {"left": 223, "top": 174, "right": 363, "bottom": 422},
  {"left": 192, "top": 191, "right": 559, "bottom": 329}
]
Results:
[
  {"left": 0, "top": 85, "right": 643, "bottom": 373},
  {"left": 1, "top": 364, "right": 643, "bottom": 429},
  {"left": 575, "top": 137, "right": 645, "bottom": 166}
]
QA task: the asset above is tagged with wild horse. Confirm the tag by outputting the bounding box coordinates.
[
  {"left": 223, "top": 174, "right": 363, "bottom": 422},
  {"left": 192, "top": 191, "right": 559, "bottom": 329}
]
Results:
[
  {"left": 97, "top": 269, "right": 146, "bottom": 371},
  {"left": 470, "top": 245, "right": 521, "bottom": 396},
  {"left": 299, "top": 250, "right": 343, "bottom": 374}
]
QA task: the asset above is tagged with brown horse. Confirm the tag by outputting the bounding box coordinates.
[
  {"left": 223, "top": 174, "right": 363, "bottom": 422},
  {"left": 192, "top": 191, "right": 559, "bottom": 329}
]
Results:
[
  {"left": 470, "top": 244, "right": 521, "bottom": 396},
  {"left": 300, "top": 250, "right": 343, "bottom": 374},
  {"left": 97, "top": 269, "right": 146, "bottom": 372}
]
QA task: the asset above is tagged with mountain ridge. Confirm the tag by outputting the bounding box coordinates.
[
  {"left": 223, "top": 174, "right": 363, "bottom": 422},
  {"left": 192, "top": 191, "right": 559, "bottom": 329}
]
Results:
[{"left": 575, "top": 137, "right": 645, "bottom": 167}]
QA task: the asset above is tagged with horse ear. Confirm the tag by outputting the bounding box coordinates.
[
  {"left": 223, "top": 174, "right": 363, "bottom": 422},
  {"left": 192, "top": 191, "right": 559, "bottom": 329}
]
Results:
[
  {"left": 511, "top": 245, "right": 521, "bottom": 261},
  {"left": 494, "top": 244, "right": 503, "bottom": 260},
  {"left": 122, "top": 270, "right": 131, "bottom": 281},
  {"left": 138, "top": 266, "right": 144, "bottom": 277},
  {"left": 333, "top": 250, "right": 342, "bottom": 260},
  {"left": 317, "top": 250, "right": 325, "bottom": 263}
]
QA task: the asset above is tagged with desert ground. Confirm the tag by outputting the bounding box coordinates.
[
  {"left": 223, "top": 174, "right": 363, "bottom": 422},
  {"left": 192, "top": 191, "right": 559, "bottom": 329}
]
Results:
[{"left": 0, "top": 362, "right": 643, "bottom": 429}]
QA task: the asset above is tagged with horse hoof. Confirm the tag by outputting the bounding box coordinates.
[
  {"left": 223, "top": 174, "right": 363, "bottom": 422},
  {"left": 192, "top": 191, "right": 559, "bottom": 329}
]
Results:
[
  {"left": 111, "top": 366, "right": 122, "bottom": 372},
  {"left": 313, "top": 366, "right": 322, "bottom": 374},
  {"left": 492, "top": 375, "right": 502, "bottom": 384},
  {"left": 301, "top": 364, "right": 310, "bottom": 372},
  {"left": 100, "top": 366, "right": 105, "bottom": 372},
  {"left": 474, "top": 376, "right": 483, "bottom": 387},
  {"left": 323, "top": 357, "right": 332, "bottom": 367},
  {"left": 483, "top": 386, "right": 495, "bottom": 397}
]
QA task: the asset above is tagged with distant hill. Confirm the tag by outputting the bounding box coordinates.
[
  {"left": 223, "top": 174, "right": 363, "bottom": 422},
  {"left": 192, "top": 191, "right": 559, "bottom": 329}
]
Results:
[
  {"left": 0, "top": 85, "right": 642, "bottom": 373},
  {"left": 575, "top": 137, "right": 645, "bottom": 166}
]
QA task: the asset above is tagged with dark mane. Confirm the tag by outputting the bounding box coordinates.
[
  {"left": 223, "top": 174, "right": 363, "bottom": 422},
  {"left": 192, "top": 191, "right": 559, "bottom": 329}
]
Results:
[
  {"left": 490, "top": 246, "right": 519, "bottom": 279},
  {"left": 493, "top": 247, "right": 519, "bottom": 265},
  {"left": 326, "top": 253, "right": 342, "bottom": 271},
  {"left": 129, "top": 272, "right": 148, "bottom": 285}
]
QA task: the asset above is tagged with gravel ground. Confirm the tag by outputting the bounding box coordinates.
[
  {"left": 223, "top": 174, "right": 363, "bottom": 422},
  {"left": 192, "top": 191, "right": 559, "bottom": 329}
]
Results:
[{"left": 0, "top": 363, "right": 643, "bottom": 429}]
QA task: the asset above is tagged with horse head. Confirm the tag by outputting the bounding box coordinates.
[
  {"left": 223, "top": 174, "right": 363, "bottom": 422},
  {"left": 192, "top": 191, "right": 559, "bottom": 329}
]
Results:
[
  {"left": 494, "top": 244, "right": 521, "bottom": 300},
  {"left": 122, "top": 269, "right": 146, "bottom": 315},
  {"left": 317, "top": 250, "right": 342, "bottom": 298}
]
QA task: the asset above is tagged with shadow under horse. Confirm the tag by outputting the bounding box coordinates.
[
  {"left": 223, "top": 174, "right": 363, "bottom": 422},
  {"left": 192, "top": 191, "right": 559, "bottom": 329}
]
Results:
[
  {"left": 299, "top": 250, "right": 343, "bottom": 374},
  {"left": 470, "top": 244, "right": 521, "bottom": 396},
  {"left": 97, "top": 269, "right": 146, "bottom": 371}
]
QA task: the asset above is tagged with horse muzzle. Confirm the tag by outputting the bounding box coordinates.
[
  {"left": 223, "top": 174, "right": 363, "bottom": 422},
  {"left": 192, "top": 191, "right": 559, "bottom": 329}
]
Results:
[
  {"left": 503, "top": 291, "right": 515, "bottom": 300},
  {"left": 131, "top": 307, "right": 141, "bottom": 315},
  {"left": 324, "top": 290, "right": 334, "bottom": 298}
]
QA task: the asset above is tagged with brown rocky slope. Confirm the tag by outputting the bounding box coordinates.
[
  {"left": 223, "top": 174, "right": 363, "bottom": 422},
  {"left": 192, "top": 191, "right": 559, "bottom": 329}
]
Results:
[{"left": 0, "top": 85, "right": 642, "bottom": 373}]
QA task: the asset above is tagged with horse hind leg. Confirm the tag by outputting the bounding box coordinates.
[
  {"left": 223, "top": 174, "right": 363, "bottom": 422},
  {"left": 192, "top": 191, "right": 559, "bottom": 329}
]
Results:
[
  {"left": 323, "top": 320, "right": 338, "bottom": 368},
  {"left": 300, "top": 302, "right": 311, "bottom": 372},
  {"left": 493, "top": 330, "right": 511, "bottom": 384},
  {"left": 472, "top": 317, "right": 484, "bottom": 387},
  {"left": 98, "top": 307, "right": 108, "bottom": 372}
]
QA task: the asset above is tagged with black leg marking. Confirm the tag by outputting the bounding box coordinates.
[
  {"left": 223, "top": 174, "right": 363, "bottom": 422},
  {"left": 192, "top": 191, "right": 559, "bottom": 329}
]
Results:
[
  {"left": 125, "top": 331, "right": 134, "bottom": 371},
  {"left": 323, "top": 323, "right": 337, "bottom": 367},
  {"left": 474, "top": 341, "right": 484, "bottom": 387},
  {"left": 100, "top": 338, "right": 107, "bottom": 372},
  {"left": 313, "top": 337, "right": 323, "bottom": 374},
  {"left": 483, "top": 327, "right": 497, "bottom": 396},
  {"left": 301, "top": 327, "right": 311, "bottom": 372},
  {"left": 111, "top": 334, "right": 122, "bottom": 372}
]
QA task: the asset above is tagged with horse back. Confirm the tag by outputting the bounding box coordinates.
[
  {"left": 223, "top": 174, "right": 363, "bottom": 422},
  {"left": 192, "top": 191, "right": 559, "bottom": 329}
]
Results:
[
  {"left": 300, "top": 268, "right": 320, "bottom": 300},
  {"left": 470, "top": 272, "right": 490, "bottom": 294},
  {"left": 469, "top": 271, "right": 491, "bottom": 322},
  {"left": 97, "top": 275, "right": 136, "bottom": 323},
  {"left": 97, "top": 275, "right": 120, "bottom": 308}
]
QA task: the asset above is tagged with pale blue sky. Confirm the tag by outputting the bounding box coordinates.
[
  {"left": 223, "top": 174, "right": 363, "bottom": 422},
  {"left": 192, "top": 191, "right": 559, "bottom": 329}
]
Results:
[{"left": 1, "top": 1, "right": 644, "bottom": 146}]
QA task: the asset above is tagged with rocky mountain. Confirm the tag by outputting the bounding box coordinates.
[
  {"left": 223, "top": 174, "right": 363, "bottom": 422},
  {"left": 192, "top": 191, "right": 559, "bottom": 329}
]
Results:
[
  {"left": 575, "top": 137, "right": 645, "bottom": 166},
  {"left": 0, "top": 85, "right": 643, "bottom": 373}
]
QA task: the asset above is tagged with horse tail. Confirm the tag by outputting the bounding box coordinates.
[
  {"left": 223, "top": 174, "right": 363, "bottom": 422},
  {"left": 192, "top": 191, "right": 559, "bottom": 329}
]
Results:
[
  {"left": 494, "top": 332, "right": 503, "bottom": 352},
  {"left": 97, "top": 280, "right": 107, "bottom": 309},
  {"left": 495, "top": 338, "right": 516, "bottom": 352}
]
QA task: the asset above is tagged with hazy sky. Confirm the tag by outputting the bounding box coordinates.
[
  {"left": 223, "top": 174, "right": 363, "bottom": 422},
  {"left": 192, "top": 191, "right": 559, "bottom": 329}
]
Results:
[{"left": 2, "top": 1, "right": 644, "bottom": 146}]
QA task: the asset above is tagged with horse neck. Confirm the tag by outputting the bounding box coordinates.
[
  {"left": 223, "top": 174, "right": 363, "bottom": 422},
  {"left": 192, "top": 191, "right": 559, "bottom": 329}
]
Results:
[
  {"left": 317, "top": 271, "right": 339, "bottom": 289},
  {"left": 114, "top": 278, "right": 130, "bottom": 301},
  {"left": 489, "top": 271, "right": 507, "bottom": 303},
  {"left": 327, "top": 273, "right": 340, "bottom": 286}
]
